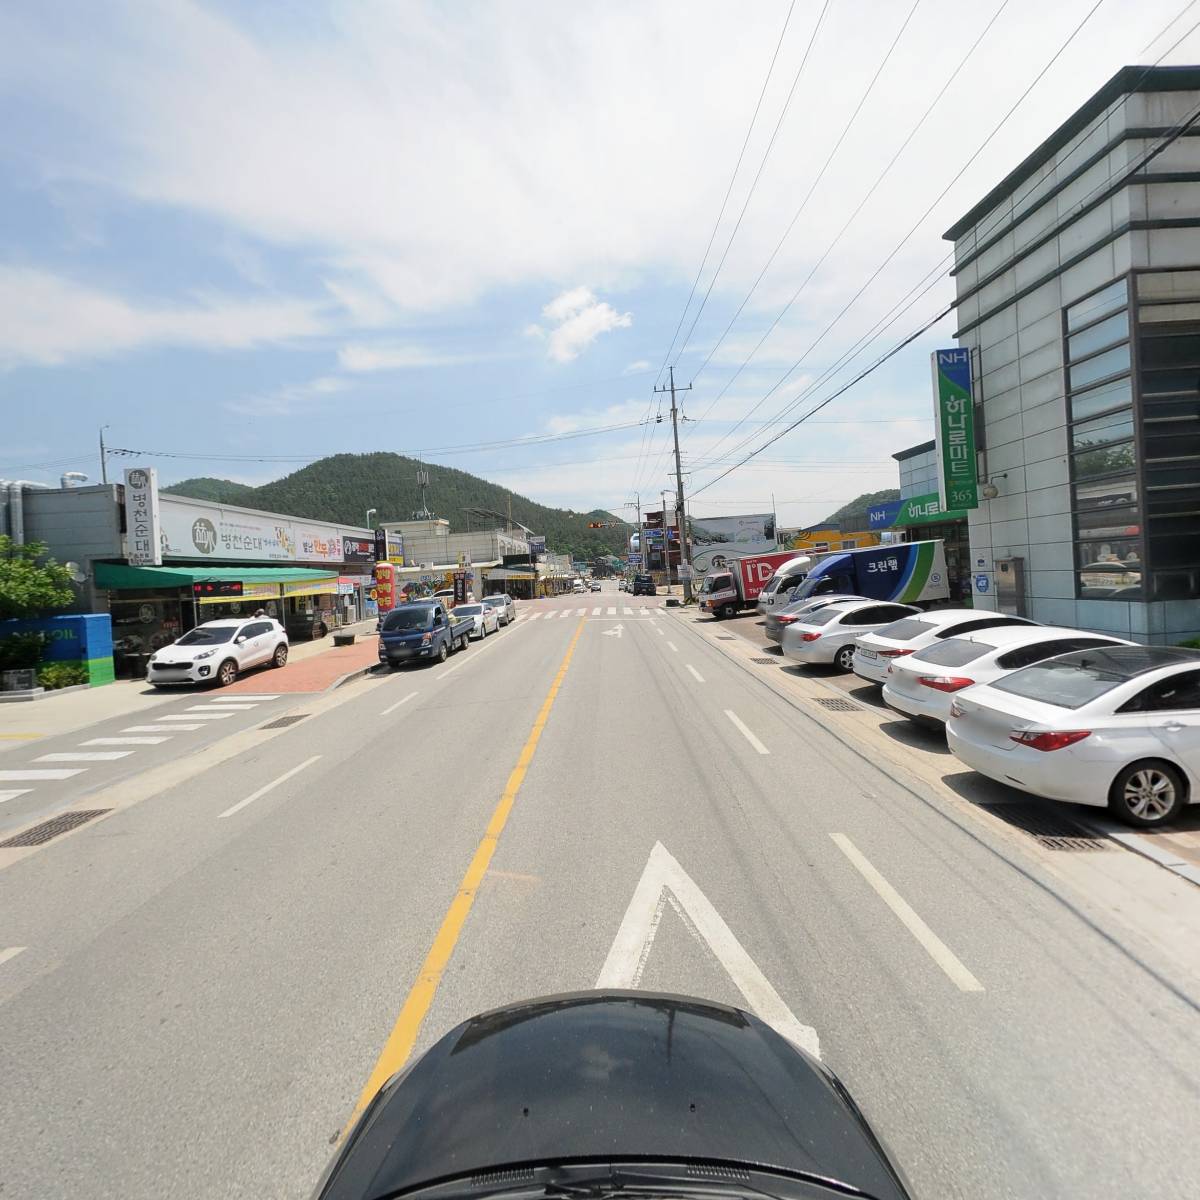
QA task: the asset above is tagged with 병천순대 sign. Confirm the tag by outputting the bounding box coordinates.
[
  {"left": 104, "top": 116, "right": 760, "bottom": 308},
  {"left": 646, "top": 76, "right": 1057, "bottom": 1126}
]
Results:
[
  {"left": 123, "top": 467, "right": 162, "bottom": 566},
  {"left": 932, "top": 349, "right": 978, "bottom": 511}
]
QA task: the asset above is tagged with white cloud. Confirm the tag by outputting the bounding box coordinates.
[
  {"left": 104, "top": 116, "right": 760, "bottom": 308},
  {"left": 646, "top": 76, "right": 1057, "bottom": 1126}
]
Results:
[
  {"left": 623, "top": 359, "right": 652, "bottom": 374},
  {"left": 227, "top": 373, "right": 349, "bottom": 417},
  {"left": 0, "top": 265, "right": 326, "bottom": 368},
  {"left": 338, "top": 343, "right": 465, "bottom": 372},
  {"left": 536, "top": 287, "right": 632, "bottom": 363}
]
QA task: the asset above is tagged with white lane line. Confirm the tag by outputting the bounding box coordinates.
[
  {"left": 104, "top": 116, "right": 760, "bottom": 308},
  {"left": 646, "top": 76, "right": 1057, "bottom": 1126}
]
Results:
[
  {"left": 830, "top": 833, "right": 984, "bottom": 993},
  {"left": 0, "top": 789, "right": 32, "bottom": 804},
  {"left": 124, "top": 723, "right": 204, "bottom": 732},
  {"left": 83, "top": 736, "right": 169, "bottom": 746},
  {"left": 436, "top": 612, "right": 532, "bottom": 680},
  {"left": 0, "top": 769, "right": 86, "bottom": 781},
  {"left": 724, "top": 710, "right": 769, "bottom": 755},
  {"left": 654, "top": 628, "right": 665, "bottom": 637},
  {"left": 686, "top": 665, "right": 705, "bottom": 684},
  {"left": 160, "top": 713, "right": 233, "bottom": 721},
  {"left": 667, "top": 641, "right": 679, "bottom": 653},
  {"left": 36, "top": 751, "right": 134, "bottom": 762},
  {"left": 592, "top": 606, "right": 602, "bottom": 615},
  {"left": 381, "top": 690, "right": 418, "bottom": 717},
  {"left": 217, "top": 755, "right": 322, "bottom": 819},
  {"left": 0, "top": 947, "right": 27, "bottom": 968}
]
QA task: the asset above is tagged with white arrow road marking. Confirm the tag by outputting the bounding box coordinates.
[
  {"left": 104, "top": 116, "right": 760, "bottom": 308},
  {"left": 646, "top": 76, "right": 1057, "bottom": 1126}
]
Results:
[
  {"left": 602, "top": 624, "right": 624, "bottom": 638},
  {"left": 830, "top": 834, "right": 983, "bottom": 993},
  {"left": 597, "top": 842, "right": 820, "bottom": 1058}
]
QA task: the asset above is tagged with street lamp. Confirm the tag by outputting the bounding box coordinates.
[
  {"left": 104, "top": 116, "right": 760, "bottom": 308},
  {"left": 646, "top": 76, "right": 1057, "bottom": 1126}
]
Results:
[{"left": 366, "top": 507, "right": 377, "bottom": 529}]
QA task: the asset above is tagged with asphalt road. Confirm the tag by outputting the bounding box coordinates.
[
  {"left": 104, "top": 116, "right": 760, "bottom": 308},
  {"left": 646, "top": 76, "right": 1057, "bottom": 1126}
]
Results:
[{"left": 2, "top": 582, "right": 1200, "bottom": 1199}]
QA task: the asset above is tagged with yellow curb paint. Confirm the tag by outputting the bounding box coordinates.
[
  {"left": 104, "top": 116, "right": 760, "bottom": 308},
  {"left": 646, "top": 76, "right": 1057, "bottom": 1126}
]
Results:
[{"left": 345, "top": 618, "right": 586, "bottom": 1130}]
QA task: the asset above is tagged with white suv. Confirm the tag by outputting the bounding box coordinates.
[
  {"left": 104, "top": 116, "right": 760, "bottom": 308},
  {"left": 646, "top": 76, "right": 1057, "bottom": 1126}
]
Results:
[{"left": 147, "top": 618, "right": 289, "bottom": 688}]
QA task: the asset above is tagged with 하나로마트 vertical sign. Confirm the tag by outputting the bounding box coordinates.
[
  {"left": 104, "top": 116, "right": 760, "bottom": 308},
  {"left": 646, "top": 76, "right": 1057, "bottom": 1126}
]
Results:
[
  {"left": 932, "top": 349, "right": 979, "bottom": 511},
  {"left": 123, "top": 466, "right": 162, "bottom": 565}
]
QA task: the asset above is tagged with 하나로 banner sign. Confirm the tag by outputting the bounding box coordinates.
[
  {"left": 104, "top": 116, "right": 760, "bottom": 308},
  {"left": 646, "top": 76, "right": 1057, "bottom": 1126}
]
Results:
[{"left": 932, "top": 348, "right": 979, "bottom": 511}]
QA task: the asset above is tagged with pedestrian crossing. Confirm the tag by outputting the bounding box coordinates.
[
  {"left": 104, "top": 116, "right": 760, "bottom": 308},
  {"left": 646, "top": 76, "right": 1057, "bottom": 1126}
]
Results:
[
  {"left": 0, "top": 694, "right": 287, "bottom": 825},
  {"left": 522, "top": 606, "right": 665, "bottom": 622}
]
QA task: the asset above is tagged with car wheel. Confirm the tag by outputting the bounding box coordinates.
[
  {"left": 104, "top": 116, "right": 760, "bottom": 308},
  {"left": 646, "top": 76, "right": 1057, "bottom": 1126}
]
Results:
[
  {"left": 720, "top": 604, "right": 736, "bottom": 620},
  {"left": 217, "top": 658, "right": 238, "bottom": 687},
  {"left": 272, "top": 643, "right": 288, "bottom": 668},
  {"left": 437, "top": 641, "right": 449, "bottom": 663},
  {"left": 834, "top": 644, "right": 856, "bottom": 672},
  {"left": 1108, "top": 760, "right": 1186, "bottom": 827}
]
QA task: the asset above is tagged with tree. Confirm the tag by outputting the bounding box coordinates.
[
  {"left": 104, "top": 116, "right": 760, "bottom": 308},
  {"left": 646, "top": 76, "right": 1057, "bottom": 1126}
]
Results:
[{"left": 0, "top": 537, "right": 76, "bottom": 621}]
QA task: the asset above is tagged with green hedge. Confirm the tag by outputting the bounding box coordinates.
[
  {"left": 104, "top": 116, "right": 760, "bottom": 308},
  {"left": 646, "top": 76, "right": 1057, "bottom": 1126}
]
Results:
[{"left": 36, "top": 662, "right": 89, "bottom": 690}]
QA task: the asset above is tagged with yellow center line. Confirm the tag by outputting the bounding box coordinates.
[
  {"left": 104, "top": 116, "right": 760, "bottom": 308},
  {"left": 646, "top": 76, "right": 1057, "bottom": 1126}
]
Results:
[{"left": 346, "top": 617, "right": 587, "bottom": 1129}]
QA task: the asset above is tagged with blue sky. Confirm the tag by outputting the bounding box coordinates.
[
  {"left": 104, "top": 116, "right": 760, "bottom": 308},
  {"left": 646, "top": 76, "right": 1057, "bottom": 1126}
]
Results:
[{"left": 2, "top": 0, "right": 1194, "bottom": 528}]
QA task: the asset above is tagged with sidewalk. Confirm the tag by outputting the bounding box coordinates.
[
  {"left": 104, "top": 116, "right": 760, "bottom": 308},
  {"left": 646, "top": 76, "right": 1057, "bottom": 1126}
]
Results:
[{"left": 0, "top": 618, "right": 379, "bottom": 752}]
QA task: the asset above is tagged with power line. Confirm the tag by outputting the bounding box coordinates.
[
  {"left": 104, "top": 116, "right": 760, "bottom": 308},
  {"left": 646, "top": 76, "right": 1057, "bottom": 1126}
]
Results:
[{"left": 653, "top": 0, "right": 800, "bottom": 385}]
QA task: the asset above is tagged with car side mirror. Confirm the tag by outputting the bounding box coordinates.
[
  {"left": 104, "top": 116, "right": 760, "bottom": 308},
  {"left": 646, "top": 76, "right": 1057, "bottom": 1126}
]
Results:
[{"left": 235, "top": 636, "right": 247, "bottom": 644}]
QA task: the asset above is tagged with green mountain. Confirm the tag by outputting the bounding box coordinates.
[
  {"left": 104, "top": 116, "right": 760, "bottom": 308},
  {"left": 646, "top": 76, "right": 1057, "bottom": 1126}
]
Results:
[
  {"left": 819, "top": 489, "right": 900, "bottom": 532},
  {"left": 163, "top": 453, "right": 631, "bottom": 559}
]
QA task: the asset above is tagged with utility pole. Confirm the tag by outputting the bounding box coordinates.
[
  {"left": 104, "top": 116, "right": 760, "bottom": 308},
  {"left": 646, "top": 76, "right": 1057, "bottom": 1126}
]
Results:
[
  {"left": 660, "top": 487, "right": 671, "bottom": 594},
  {"left": 654, "top": 365, "right": 694, "bottom": 601},
  {"left": 99, "top": 425, "right": 109, "bottom": 485}
]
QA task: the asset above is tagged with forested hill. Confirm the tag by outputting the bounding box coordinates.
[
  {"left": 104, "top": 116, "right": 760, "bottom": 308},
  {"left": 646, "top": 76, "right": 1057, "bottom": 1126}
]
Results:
[
  {"left": 819, "top": 489, "right": 900, "bottom": 532},
  {"left": 162, "top": 453, "right": 630, "bottom": 559}
]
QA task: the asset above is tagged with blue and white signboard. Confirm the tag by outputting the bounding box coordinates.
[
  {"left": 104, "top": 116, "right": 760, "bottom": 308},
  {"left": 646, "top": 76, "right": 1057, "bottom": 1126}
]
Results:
[{"left": 867, "top": 500, "right": 902, "bottom": 530}]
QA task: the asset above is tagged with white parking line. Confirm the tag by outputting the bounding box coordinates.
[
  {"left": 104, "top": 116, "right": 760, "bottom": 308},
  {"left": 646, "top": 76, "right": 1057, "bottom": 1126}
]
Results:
[
  {"left": 0, "top": 769, "right": 86, "bottom": 781},
  {"left": 217, "top": 755, "right": 322, "bottom": 819},
  {"left": 667, "top": 641, "right": 679, "bottom": 653},
  {"left": 161, "top": 713, "right": 233, "bottom": 721},
  {"left": 124, "top": 723, "right": 203, "bottom": 732},
  {"left": 686, "top": 665, "right": 705, "bottom": 684},
  {"left": 607, "top": 607, "right": 616, "bottom": 615},
  {"left": 830, "top": 833, "right": 984, "bottom": 992},
  {"left": 0, "top": 947, "right": 27, "bottom": 968},
  {"left": 82, "top": 737, "right": 169, "bottom": 746},
  {"left": 724, "top": 710, "right": 769, "bottom": 755},
  {"left": 381, "top": 690, "right": 418, "bottom": 717},
  {"left": 36, "top": 751, "right": 134, "bottom": 762},
  {"left": 0, "top": 790, "right": 32, "bottom": 804}
]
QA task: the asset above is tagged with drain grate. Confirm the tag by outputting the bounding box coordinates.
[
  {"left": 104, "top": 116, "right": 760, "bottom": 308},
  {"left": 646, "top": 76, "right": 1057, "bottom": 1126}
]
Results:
[
  {"left": 260, "top": 714, "right": 308, "bottom": 730},
  {"left": 814, "top": 697, "right": 860, "bottom": 712},
  {"left": 0, "top": 809, "right": 111, "bottom": 848},
  {"left": 980, "top": 802, "right": 1112, "bottom": 851},
  {"left": 750, "top": 656, "right": 778, "bottom": 664}
]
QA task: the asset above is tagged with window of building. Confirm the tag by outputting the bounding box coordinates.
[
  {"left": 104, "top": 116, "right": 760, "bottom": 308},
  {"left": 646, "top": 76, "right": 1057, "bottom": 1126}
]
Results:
[{"left": 1064, "top": 277, "right": 1140, "bottom": 600}]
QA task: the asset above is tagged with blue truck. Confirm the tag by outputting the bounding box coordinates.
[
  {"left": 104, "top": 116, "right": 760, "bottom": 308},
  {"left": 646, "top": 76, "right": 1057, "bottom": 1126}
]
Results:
[
  {"left": 377, "top": 601, "right": 472, "bottom": 668},
  {"left": 790, "top": 540, "right": 951, "bottom": 606}
]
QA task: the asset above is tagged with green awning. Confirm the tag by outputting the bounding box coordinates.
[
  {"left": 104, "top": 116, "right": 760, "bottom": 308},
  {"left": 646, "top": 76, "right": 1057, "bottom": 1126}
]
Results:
[{"left": 95, "top": 563, "right": 340, "bottom": 590}]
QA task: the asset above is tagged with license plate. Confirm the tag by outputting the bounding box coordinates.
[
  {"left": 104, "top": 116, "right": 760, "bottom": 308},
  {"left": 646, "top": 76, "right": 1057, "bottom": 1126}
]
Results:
[{"left": 858, "top": 649, "right": 877, "bottom": 660}]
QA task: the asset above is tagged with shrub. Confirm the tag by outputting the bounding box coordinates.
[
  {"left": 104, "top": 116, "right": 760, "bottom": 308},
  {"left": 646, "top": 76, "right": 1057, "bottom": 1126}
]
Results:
[
  {"left": 1178, "top": 637, "right": 1200, "bottom": 650},
  {"left": 36, "top": 662, "right": 88, "bottom": 689},
  {"left": 0, "top": 631, "right": 47, "bottom": 670}
]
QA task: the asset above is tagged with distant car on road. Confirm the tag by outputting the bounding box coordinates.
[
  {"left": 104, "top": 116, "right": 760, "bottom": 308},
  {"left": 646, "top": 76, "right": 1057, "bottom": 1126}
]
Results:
[
  {"left": 147, "top": 617, "right": 288, "bottom": 688},
  {"left": 483, "top": 594, "right": 515, "bottom": 625},
  {"left": 456, "top": 602, "right": 501, "bottom": 639},
  {"left": 589, "top": 580, "right": 601, "bottom": 592},
  {"left": 632, "top": 574, "right": 656, "bottom": 596},
  {"left": 618, "top": 578, "right": 628, "bottom": 591},
  {"left": 947, "top": 644, "right": 1200, "bottom": 827},
  {"left": 852, "top": 609, "right": 1036, "bottom": 686},
  {"left": 781, "top": 601, "right": 920, "bottom": 672}
]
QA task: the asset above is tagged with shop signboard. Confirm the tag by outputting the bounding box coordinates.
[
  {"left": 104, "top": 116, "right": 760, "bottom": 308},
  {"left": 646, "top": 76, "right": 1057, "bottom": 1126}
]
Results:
[
  {"left": 453, "top": 571, "right": 468, "bottom": 603},
  {"left": 528, "top": 535, "right": 546, "bottom": 556},
  {"left": 342, "top": 535, "right": 375, "bottom": 565},
  {"left": 123, "top": 467, "right": 162, "bottom": 566},
  {"left": 867, "top": 500, "right": 902, "bottom": 530},
  {"left": 690, "top": 512, "right": 777, "bottom": 575},
  {"left": 374, "top": 528, "right": 388, "bottom": 562},
  {"left": 891, "top": 492, "right": 968, "bottom": 527},
  {"left": 374, "top": 562, "right": 397, "bottom": 612},
  {"left": 932, "top": 348, "right": 979, "bottom": 511},
  {"left": 297, "top": 528, "right": 344, "bottom": 563},
  {"left": 192, "top": 580, "right": 243, "bottom": 599},
  {"left": 281, "top": 577, "right": 338, "bottom": 598}
]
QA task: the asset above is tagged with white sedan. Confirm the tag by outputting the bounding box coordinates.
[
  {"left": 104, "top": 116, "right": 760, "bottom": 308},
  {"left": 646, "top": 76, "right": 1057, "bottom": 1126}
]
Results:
[
  {"left": 455, "top": 602, "right": 501, "bottom": 639},
  {"left": 780, "top": 600, "right": 920, "bottom": 672},
  {"left": 852, "top": 609, "right": 1036, "bottom": 685},
  {"left": 882, "top": 625, "right": 1130, "bottom": 726},
  {"left": 482, "top": 594, "right": 515, "bottom": 625},
  {"left": 146, "top": 617, "right": 288, "bottom": 688},
  {"left": 947, "top": 644, "right": 1200, "bottom": 827}
]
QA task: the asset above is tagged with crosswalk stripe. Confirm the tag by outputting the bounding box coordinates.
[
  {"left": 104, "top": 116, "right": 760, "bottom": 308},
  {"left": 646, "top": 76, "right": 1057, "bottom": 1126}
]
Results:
[
  {"left": 560, "top": 610, "right": 572, "bottom": 619},
  {"left": 160, "top": 713, "right": 233, "bottom": 721},
  {"left": 623, "top": 607, "right": 633, "bottom": 615},
  {"left": 82, "top": 737, "right": 169, "bottom": 746},
  {"left": 576, "top": 608, "right": 587, "bottom": 616},
  {"left": 592, "top": 606, "right": 601, "bottom": 615},
  {"left": 528, "top": 612, "right": 541, "bottom": 620},
  {"left": 124, "top": 723, "right": 203, "bottom": 732},
  {"left": 36, "top": 751, "right": 134, "bottom": 762},
  {"left": 0, "top": 769, "right": 86, "bottom": 781},
  {"left": 0, "top": 789, "right": 32, "bottom": 804},
  {"left": 607, "top": 607, "right": 616, "bottom": 615}
]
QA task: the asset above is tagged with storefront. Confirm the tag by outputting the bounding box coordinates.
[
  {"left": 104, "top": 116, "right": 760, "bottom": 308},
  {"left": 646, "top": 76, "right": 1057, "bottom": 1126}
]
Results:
[
  {"left": 94, "top": 564, "right": 343, "bottom": 670},
  {"left": 484, "top": 566, "right": 538, "bottom": 599}
]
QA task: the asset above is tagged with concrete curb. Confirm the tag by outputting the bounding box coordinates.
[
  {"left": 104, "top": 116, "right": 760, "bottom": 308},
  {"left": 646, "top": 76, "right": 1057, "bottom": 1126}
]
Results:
[{"left": 328, "top": 662, "right": 385, "bottom": 691}]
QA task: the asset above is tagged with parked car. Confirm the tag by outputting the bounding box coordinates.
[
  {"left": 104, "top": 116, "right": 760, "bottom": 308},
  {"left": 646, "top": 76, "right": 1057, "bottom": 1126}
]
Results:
[
  {"left": 147, "top": 617, "right": 288, "bottom": 688},
  {"left": 780, "top": 600, "right": 920, "bottom": 672},
  {"left": 572, "top": 579, "right": 587, "bottom": 594},
  {"left": 882, "top": 625, "right": 1131, "bottom": 726},
  {"left": 456, "top": 602, "right": 501, "bottom": 639},
  {"left": 946, "top": 644, "right": 1200, "bottom": 827},
  {"left": 764, "top": 593, "right": 868, "bottom": 645},
  {"left": 377, "top": 602, "right": 472, "bottom": 668},
  {"left": 632, "top": 574, "right": 656, "bottom": 596},
  {"left": 483, "top": 594, "right": 516, "bottom": 625},
  {"left": 433, "top": 589, "right": 456, "bottom": 605},
  {"left": 852, "top": 609, "right": 1037, "bottom": 685}
]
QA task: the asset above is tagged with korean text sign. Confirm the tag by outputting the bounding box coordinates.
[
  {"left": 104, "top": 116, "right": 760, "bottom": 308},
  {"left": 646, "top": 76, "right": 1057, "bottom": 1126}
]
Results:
[
  {"left": 123, "top": 467, "right": 162, "bottom": 566},
  {"left": 932, "top": 349, "right": 978, "bottom": 511}
]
